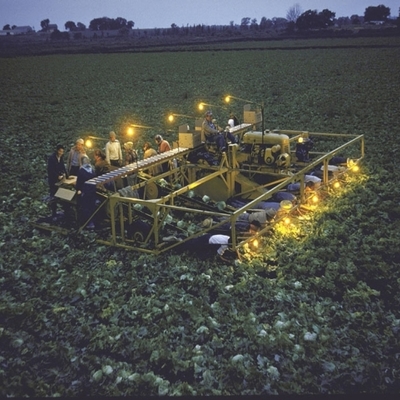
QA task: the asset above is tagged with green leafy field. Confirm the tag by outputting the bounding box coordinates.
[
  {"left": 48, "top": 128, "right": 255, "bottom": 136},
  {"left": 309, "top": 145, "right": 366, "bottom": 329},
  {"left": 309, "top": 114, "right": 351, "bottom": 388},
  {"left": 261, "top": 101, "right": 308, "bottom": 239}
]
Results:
[{"left": 0, "top": 37, "right": 400, "bottom": 396}]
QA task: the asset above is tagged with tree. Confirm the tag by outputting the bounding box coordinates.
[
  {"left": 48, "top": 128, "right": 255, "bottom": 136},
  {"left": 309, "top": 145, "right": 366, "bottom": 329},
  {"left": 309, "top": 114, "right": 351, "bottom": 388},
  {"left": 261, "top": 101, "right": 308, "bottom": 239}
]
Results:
[
  {"left": 296, "top": 9, "right": 335, "bottom": 30},
  {"left": 76, "top": 22, "right": 86, "bottom": 31},
  {"left": 89, "top": 16, "right": 133, "bottom": 31},
  {"left": 50, "top": 29, "right": 69, "bottom": 40},
  {"left": 336, "top": 16, "right": 351, "bottom": 27},
  {"left": 364, "top": 5, "right": 390, "bottom": 22},
  {"left": 240, "top": 17, "right": 251, "bottom": 29},
  {"left": 3, "top": 24, "right": 11, "bottom": 30},
  {"left": 296, "top": 10, "right": 319, "bottom": 30},
  {"left": 89, "top": 17, "right": 110, "bottom": 31},
  {"left": 259, "top": 17, "right": 273, "bottom": 30},
  {"left": 65, "top": 21, "right": 77, "bottom": 31},
  {"left": 350, "top": 14, "right": 361, "bottom": 25},
  {"left": 250, "top": 18, "right": 258, "bottom": 30},
  {"left": 286, "top": 3, "right": 302, "bottom": 22},
  {"left": 40, "top": 18, "right": 50, "bottom": 31},
  {"left": 319, "top": 9, "right": 336, "bottom": 28}
]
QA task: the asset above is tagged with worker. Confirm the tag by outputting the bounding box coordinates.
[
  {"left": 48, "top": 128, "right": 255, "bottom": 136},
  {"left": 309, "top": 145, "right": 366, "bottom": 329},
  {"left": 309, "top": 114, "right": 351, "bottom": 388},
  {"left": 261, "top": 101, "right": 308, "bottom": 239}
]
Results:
[
  {"left": 105, "top": 131, "right": 123, "bottom": 167},
  {"left": 154, "top": 134, "right": 171, "bottom": 174},
  {"left": 123, "top": 141, "right": 138, "bottom": 165},
  {"left": 143, "top": 142, "right": 163, "bottom": 176},
  {"left": 201, "top": 110, "right": 237, "bottom": 153},
  {"left": 287, "top": 175, "right": 321, "bottom": 192},
  {"left": 213, "top": 209, "right": 275, "bottom": 235},
  {"left": 93, "top": 149, "right": 111, "bottom": 176},
  {"left": 155, "top": 134, "right": 171, "bottom": 154},
  {"left": 76, "top": 156, "right": 96, "bottom": 229},
  {"left": 47, "top": 144, "right": 68, "bottom": 221},
  {"left": 179, "top": 222, "right": 260, "bottom": 262},
  {"left": 228, "top": 112, "right": 240, "bottom": 127},
  {"left": 66, "top": 138, "right": 85, "bottom": 176}
]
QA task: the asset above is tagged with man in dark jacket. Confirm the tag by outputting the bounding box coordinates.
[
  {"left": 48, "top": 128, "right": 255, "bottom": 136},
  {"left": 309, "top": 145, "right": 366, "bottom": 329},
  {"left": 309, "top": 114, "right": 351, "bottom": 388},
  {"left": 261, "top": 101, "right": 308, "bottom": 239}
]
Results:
[
  {"left": 47, "top": 144, "right": 67, "bottom": 219},
  {"left": 76, "top": 156, "right": 96, "bottom": 228}
]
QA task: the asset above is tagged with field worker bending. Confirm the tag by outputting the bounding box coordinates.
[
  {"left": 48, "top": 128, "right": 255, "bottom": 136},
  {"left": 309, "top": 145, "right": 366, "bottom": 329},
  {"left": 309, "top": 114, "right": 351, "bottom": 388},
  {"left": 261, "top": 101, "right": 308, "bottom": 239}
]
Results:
[{"left": 105, "top": 131, "right": 123, "bottom": 167}]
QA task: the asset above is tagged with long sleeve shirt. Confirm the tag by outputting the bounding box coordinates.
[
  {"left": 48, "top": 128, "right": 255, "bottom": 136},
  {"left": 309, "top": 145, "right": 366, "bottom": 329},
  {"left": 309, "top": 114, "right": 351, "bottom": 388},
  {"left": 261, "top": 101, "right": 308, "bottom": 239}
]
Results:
[
  {"left": 105, "top": 140, "right": 122, "bottom": 164},
  {"left": 201, "top": 119, "right": 219, "bottom": 141}
]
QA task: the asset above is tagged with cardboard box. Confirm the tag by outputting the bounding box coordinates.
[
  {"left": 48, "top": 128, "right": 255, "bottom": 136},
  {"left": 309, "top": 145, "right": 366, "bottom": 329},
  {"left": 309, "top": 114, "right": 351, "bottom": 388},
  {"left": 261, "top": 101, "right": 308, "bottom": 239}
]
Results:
[
  {"left": 179, "top": 131, "right": 201, "bottom": 148},
  {"left": 243, "top": 104, "right": 262, "bottom": 125},
  {"left": 195, "top": 118, "right": 203, "bottom": 131},
  {"left": 243, "top": 110, "right": 262, "bottom": 124}
]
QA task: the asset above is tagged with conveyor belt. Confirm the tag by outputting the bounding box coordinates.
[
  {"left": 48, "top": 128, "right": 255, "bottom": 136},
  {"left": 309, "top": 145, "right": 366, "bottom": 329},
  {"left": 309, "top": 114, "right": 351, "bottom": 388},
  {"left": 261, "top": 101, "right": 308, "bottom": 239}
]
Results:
[
  {"left": 229, "top": 123, "right": 252, "bottom": 135},
  {"left": 85, "top": 147, "right": 190, "bottom": 186}
]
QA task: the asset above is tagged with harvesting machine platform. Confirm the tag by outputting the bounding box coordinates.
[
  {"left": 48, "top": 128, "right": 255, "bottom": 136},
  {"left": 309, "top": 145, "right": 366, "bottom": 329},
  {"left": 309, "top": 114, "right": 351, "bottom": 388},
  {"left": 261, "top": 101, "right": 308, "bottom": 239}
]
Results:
[{"left": 34, "top": 122, "right": 364, "bottom": 255}]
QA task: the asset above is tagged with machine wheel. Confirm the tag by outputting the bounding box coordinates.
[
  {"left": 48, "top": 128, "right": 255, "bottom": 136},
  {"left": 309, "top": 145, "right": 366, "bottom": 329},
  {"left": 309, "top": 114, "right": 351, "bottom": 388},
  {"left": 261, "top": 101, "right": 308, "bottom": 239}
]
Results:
[
  {"left": 126, "top": 219, "right": 152, "bottom": 243},
  {"left": 144, "top": 182, "right": 160, "bottom": 199}
]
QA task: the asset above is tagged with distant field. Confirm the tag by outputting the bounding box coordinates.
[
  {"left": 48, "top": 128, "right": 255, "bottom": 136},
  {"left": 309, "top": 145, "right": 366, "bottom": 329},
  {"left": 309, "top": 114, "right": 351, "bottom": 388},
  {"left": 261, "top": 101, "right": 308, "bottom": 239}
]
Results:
[
  {"left": 1, "top": 33, "right": 400, "bottom": 57},
  {"left": 0, "top": 38, "right": 400, "bottom": 396}
]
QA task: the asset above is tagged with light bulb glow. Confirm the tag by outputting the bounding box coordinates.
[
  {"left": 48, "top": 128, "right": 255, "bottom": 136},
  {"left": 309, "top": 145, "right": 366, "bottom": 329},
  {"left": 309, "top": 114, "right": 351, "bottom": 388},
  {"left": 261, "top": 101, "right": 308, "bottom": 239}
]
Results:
[
  {"left": 85, "top": 139, "right": 92, "bottom": 148},
  {"left": 127, "top": 127, "right": 134, "bottom": 136},
  {"left": 225, "top": 96, "right": 231, "bottom": 103}
]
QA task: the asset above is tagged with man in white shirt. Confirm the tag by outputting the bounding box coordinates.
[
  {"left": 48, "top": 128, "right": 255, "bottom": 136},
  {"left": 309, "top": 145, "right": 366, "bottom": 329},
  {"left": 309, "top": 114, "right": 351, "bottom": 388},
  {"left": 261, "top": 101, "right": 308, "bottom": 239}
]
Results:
[{"left": 105, "top": 131, "right": 123, "bottom": 167}]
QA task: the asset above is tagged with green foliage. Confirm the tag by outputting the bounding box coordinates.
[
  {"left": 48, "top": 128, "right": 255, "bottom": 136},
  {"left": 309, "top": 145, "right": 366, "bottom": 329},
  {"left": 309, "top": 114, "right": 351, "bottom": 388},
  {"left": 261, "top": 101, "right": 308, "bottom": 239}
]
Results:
[{"left": 1, "top": 37, "right": 400, "bottom": 396}]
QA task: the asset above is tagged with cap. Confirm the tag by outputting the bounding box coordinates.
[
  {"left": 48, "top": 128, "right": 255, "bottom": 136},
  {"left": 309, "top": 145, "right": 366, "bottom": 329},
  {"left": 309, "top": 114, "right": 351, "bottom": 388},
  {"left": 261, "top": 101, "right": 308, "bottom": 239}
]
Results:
[
  {"left": 76, "top": 138, "right": 84, "bottom": 144},
  {"left": 205, "top": 110, "right": 213, "bottom": 117}
]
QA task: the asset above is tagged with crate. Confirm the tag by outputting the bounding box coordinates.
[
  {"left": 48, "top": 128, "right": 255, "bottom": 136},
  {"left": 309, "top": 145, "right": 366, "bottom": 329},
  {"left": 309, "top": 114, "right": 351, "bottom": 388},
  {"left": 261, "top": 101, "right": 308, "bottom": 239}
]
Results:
[
  {"left": 243, "top": 110, "right": 262, "bottom": 124},
  {"left": 243, "top": 103, "right": 262, "bottom": 125},
  {"left": 179, "top": 131, "right": 201, "bottom": 148}
]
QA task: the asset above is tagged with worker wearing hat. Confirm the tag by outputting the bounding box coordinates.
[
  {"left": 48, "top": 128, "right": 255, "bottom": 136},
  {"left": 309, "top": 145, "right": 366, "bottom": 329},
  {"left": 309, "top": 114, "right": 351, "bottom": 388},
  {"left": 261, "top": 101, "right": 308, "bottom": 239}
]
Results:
[{"left": 201, "top": 110, "right": 237, "bottom": 153}]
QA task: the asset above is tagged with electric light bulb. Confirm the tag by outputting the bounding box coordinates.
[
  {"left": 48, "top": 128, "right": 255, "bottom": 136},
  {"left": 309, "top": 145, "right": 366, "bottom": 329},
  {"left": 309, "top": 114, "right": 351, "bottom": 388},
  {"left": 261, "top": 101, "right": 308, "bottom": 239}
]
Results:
[
  {"left": 127, "top": 127, "right": 134, "bottom": 136},
  {"left": 225, "top": 96, "right": 231, "bottom": 103},
  {"left": 168, "top": 115, "right": 174, "bottom": 122},
  {"left": 333, "top": 181, "right": 340, "bottom": 189},
  {"left": 85, "top": 139, "right": 92, "bottom": 148}
]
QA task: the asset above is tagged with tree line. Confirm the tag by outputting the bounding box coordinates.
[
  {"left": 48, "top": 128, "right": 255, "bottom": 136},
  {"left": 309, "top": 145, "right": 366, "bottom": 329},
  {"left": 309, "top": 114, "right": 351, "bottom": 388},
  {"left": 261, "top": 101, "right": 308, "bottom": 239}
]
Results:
[{"left": 2, "top": 4, "right": 397, "bottom": 33}]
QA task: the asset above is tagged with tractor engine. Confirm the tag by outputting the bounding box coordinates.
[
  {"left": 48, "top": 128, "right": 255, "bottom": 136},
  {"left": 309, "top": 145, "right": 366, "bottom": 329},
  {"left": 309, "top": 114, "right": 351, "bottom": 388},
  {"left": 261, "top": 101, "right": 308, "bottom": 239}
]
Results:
[{"left": 237, "top": 131, "right": 291, "bottom": 168}]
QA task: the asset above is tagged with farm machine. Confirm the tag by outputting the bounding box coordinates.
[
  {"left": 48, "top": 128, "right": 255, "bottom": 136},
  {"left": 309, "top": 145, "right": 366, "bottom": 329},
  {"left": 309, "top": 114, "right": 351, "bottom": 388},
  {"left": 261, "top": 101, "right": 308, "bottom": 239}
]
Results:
[{"left": 35, "top": 105, "right": 365, "bottom": 255}]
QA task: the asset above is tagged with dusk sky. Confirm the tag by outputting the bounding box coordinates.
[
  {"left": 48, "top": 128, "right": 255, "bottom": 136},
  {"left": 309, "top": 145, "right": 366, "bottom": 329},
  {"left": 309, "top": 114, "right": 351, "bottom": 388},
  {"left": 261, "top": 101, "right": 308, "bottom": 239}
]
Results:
[{"left": 1, "top": 0, "right": 399, "bottom": 30}]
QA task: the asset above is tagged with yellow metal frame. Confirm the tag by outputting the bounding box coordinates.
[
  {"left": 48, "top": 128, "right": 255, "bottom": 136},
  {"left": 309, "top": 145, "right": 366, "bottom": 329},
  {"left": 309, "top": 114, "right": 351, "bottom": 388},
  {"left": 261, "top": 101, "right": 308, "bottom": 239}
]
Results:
[{"left": 91, "top": 130, "right": 364, "bottom": 254}]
